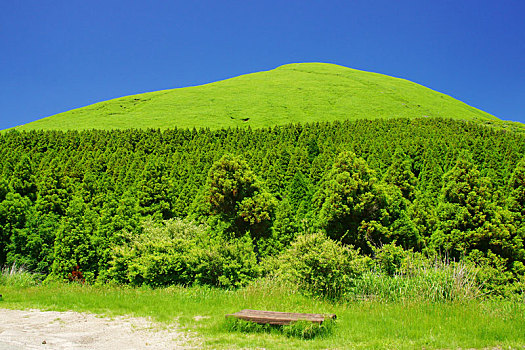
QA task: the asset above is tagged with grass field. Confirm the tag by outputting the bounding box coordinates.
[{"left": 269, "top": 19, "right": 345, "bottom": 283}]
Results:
[
  {"left": 13, "top": 63, "right": 509, "bottom": 132},
  {"left": 1, "top": 280, "right": 524, "bottom": 349}
]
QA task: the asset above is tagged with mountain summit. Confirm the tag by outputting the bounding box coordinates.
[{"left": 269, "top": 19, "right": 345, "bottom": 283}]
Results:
[{"left": 15, "top": 63, "right": 499, "bottom": 131}]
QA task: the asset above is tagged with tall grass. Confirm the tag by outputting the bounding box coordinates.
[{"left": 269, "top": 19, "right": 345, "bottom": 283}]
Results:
[
  {"left": 352, "top": 259, "right": 483, "bottom": 302},
  {"left": 0, "top": 263, "right": 42, "bottom": 287}
]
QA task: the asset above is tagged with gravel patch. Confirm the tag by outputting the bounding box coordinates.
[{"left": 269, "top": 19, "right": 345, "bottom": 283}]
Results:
[{"left": 0, "top": 308, "right": 199, "bottom": 349}]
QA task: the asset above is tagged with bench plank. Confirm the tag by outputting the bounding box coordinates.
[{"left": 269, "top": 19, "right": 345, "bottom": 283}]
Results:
[{"left": 226, "top": 309, "right": 336, "bottom": 325}]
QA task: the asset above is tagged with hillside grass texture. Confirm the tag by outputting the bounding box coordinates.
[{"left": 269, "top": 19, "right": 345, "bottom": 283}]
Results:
[{"left": 14, "top": 63, "right": 509, "bottom": 132}]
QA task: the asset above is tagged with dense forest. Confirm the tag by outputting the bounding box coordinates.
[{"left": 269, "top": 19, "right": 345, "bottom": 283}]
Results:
[{"left": 0, "top": 118, "right": 524, "bottom": 297}]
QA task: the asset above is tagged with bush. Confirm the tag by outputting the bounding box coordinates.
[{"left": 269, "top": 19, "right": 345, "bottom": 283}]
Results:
[
  {"left": 465, "top": 250, "right": 525, "bottom": 299},
  {"left": 192, "top": 234, "right": 260, "bottom": 287},
  {"left": 108, "top": 218, "right": 259, "bottom": 288},
  {"left": 372, "top": 243, "right": 409, "bottom": 276},
  {"left": 274, "top": 232, "right": 370, "bottom": 299}
]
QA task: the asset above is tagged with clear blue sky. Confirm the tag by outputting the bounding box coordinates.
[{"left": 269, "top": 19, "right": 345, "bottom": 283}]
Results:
[{"left": 1, "top": 0, "right": 524, "bottom": 130}]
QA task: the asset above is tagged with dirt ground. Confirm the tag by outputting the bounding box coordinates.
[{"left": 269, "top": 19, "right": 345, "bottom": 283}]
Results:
[{"left": 0, "top": 308, "right": 199, "bottom": 349}]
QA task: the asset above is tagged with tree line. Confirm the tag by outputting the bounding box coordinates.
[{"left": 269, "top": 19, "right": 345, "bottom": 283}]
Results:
[{"left": 0, "top": 118, "right": 523, "bottom": 293}]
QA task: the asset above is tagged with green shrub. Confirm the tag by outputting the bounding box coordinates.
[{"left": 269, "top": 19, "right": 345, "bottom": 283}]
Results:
[
  {"left": 108, "top": 218, "right": 259, "bottom": 288},
  {"left": 224, "top": 317, "right": 272, "bottom": 334},
  {"left": 275, "top": 232, "right": 370, "bottom": 299},
  {"left": 193, "top": 234, "right": 260, "bottom": 287},
  {"left": 372, "top": 242, "right": 409, "bottom": 276},
  {"left": 466, "top": 250, "right": 525, "bottom": 299}
]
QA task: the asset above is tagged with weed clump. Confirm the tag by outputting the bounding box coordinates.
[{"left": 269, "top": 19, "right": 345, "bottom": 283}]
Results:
[
  {"left": 0, "top": 263, "right": 42, "bottom": 287},
  {"left": 224, "top": 317, "right": 335, "bottom": 339}
]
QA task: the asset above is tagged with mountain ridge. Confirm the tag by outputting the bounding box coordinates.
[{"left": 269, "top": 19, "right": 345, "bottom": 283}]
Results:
[{"left": 12, "top": 62, "right": 520, "bottom": 132}]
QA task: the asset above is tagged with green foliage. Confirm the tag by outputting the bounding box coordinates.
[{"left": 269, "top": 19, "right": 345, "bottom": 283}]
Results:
[
  {"left": 204, "top": 154, "right": 276, "bottom": 241},
  {"left": 271, "top": 198, "right": 300, "bottom": 250},
  {"left": 6, "top": 210, "right": 57, "bottom": 273},
  {"left": 431, "top": 155, "right": 524, "bottom": 268},
  {"left": 109, "top": 219, "right": 199, "bottom": 286},
  {"left": 10, "top": 155, "right": 37, "bottom": 200},
  {"left": 52, "top": 197, "right": 98, "bottom": 282},
  {"left": 384, "top": 148, "right": 417, "bottom": 201},
  {"left": 282, "top": 320, "right": 334, "bottom": 340},
  {"left": 192, "top": 234, "right": 260, "bottom": 288},
  {"left": 313, "top": 151, "right": 407, "bottom": 251},
  {"left": 353, "top": 245, "right": 484, "bottom": 302},
  {"left": 0, "top": 192, "right": 31, "bottom": 265},
  {"left": 109, "top": 218, "right": 259, "bottom": 288},
  {"left": 35, "top": 159, "right": 69, "bottom": 216},
  {"left": 274, "top": 232, "right": 369, "bottom": 299},
  {"left": 0, "top": 118, "right": 524, "bottom": 297},
  {"left": 206, "top": 154, "right": 260, "bottom": 218},
  {"left": 372, "top": 243, "right": 408, "bottom": 276},
  {"left": 137, "top": 157, "right": 171, "bottom": 220},
  {"left": 509, "top": 157, "right": 525, "bottom": 216},
  {"left": 224, "top": 317, "right": 273, "bottom": 334}
]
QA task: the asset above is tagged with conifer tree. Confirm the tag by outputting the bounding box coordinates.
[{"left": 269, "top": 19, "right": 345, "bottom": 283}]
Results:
[
  {"left": 52, "top": 197, "right": 98, "bottom": 280},
  {"left": 0, "top": 192, "right": 31, "bottom": 265},
  {"left": 7, "top": 208, "right": 57, "bottom": 273},
  {"left": 10, "top": 155, "right": 37, "bottom": 201},
  {"left": 137, "top": 157, "right": 171, "bottom": 220},
  {"left": 509, "top": 157, "right": 525, "bottom": 217},
  {"left": 35, "top": 159, "right": 69, "bottom": 216},
  {"left": 204, "top": 154, "right": 276, "bottom": 239},
  {"left": 313, "top": 151, "right": 391, "bottom": 251},
  {"left": 432, "top": 154, "right": 523, "bottom": 263},
  {"left": 384, "top": 148, "right": 417, "bottom": 201}
]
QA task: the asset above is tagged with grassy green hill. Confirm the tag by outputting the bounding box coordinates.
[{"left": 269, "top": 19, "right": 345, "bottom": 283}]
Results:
[{"left": 12, "top": 63, "right": 514, "bottom": 131}]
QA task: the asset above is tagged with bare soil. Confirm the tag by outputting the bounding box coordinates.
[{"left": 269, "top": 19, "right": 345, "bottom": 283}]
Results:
[{"left": 0, "top": 308, "right": 199, "bottom": 349}]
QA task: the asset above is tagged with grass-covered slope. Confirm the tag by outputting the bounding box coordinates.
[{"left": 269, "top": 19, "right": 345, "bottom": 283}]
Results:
[{"left": 14, "top": 63, "right": 503, "bottom": 131}]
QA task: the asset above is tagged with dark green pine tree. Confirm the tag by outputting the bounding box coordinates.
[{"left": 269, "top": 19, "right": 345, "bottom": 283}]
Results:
[
  {"left": 431, "top": 154, "right": 523, "bottom": 263},
  {"left": 307, "top": 137, "right": 320, "bottom": 163},
  {"left": 52, "top": 196, "right": 98, "bottom": 281},
  {"left": 10, "top": 155, "right": 37, "bottom": 201},
  {"left": 0, "top": 192, "right": 32, "bottom": 265},
  {"left": 35, "top": 159, "right": 69, "bottom": 216},
  {"left": 509, "top": 157, "right": 525, "bottom": 217},
  {"left": 92, "top": 192, "right": 140, "bottom": 280},
  {"left": 286, "top": 171, "right": 312, "bottom": 216},
  {"left": 384, "top": 148, "right": 417, "bottom": 201},
  {"left": 508, "top": 157, "right": 525, "bottom": 263},
  {"left": 204, "top": 154, "right": 276, "bottom": 240},
  {"left": 313, "top": 151, "right": 391, "bottom": 251},
  {"left": 137, "top": 157, "right": 171, "bottom": 220},
  {"left": 0, "top": 177, "right": 8, "bottom": 203}
]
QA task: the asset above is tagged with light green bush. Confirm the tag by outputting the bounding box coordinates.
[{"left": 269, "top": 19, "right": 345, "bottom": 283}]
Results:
[
  {"left": 108, "top": 218, "right": 259, "bottom": 288},
  {"left": 274, "top": 232, "right": 370, "bottom": 299}
]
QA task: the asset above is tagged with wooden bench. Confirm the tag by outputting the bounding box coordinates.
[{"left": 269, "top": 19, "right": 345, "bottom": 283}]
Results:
[{"left": 226, "top": 309, "right": 336, "bottom": 325}]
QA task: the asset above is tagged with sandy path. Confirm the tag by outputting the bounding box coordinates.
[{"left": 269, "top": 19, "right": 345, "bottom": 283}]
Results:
[{"left": 0, "top": 308, "right": 199, "bottom": 349}]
